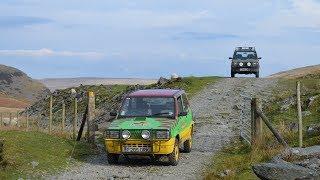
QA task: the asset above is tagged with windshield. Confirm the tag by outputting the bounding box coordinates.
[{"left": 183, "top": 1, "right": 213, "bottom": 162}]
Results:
[
  {"left": 119, "top": 97, "right": 175, "bottom": 118},
  {"left": 234, "top": 51, "right": 257, "bottom": 60}
]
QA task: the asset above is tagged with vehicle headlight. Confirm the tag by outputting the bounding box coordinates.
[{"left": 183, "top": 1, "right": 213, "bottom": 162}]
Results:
[
  {"left": 106, "top": 130, "right": 120, "bottom": 139},
  {"left": 247, "top": 62, "right": 252, "bottom": 66},
  {"left": 122, "top": 130, "right": 131, "bottom": 139},
  {"left": 239, "top": 62, "right": 244, "bottom": 67},
  {"left": 156, "top": 130, "right": 170, "bottom": 139},
  {"left": 141, "top": 130, "right": 151, "bottom": 139}
]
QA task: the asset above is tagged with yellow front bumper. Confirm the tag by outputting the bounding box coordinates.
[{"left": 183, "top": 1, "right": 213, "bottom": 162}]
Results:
[{"left": 105, "top": 138, "right": 175, "bottom": 155}]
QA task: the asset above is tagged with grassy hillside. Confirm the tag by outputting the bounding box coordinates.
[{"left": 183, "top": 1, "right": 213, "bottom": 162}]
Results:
[
  {"left": 0, "top": 64, "right": 49, "bottom": 105},
  {"left": 206, "top": 73, "right": 320, "bottom": 179},
  {"left": 0, "top": 131, "right": 94, "bottom": 179}
]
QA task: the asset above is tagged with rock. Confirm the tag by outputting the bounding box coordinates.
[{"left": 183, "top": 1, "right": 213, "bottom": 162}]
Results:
[
  {"left": 2, "top": 117, "right": 18, "bottom": 126},
  {"left": 252, "top": 162, "right": 319, "bottom": 180},
  {"left": 219, "top": 169, "right": 232, "bottom": 177},
  {"left": 288, "top": 122, "right": 299, "bottom": 132},
  {"left": 307, "top": 95, "right": 320, "bottom": 108},
  {"left": 307, "top": 125, "right": 320, "bottom": 137},
  {"left": 302, "top": 111, "right": 312, "bottom": 117},
  {"left": 233, "top": 104, "right": 241, "bottom": 110},
  {"left": 280, "top": 97, "right": 295, "bottom": 112},
  {"left": 157, "top": 77, "right": 170, "bottom": 86},
  {"left": 170, "top": 73, "right": 179, "bottom": 80}
]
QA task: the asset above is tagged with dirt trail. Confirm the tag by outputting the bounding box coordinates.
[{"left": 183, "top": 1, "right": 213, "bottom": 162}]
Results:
[{"left": 50, "top": 78, "right": 277, "bottom": 180}]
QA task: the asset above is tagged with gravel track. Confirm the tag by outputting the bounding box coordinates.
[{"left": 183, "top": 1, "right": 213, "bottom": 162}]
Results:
[{"left": 50, "top": 78, "right": 277, "bottom": 180}]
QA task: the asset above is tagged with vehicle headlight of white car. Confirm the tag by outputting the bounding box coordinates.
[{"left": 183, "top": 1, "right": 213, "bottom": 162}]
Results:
[
  {"left": 247, "top": 62, "right": 252, "bottom": 66},
  {"left": 141, "top": 130, "right": 151, "bottom": 139},
  {"left": 156, "top": 130, "right": 170, "bottom": 139},
  {"left": 122, "top": 130, "right": 131, "bottom": 139},
  {"left": 239, "top": 62, "right": 244, "bottom": 67}
]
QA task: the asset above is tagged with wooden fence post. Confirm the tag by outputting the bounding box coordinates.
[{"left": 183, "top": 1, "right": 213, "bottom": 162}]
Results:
[
  {"left": 61, "top": 102, "right": 65, "bottom": 132},
  {"left": 16, "top": 111, "right": 19, "bottom": 127},
  {"left": 37, "top": 114, "right": 41, "bottom": 131},
  {"left": 26, "top": 114, "right": 29, "bottom": 131},
  {"left": 73, "top": 98, "right": 78, "bottom": 139},
  {"left": 297, "top": 81, "right": 303, "bottom": 148},
  {"left": 0, "top": 113, "right": 3, "bottom": 127},
  {"left": 49, "top": 95, "right": 53, "bottom": 134},
  {"left": 251, "top": 98, "right": 263, "bottom": 146},
  {"left": 87, "top": 91, "right": 96, "bottom": 143},
  {"left": 9, "top": 113, "right": 12, "bottom": 126}
]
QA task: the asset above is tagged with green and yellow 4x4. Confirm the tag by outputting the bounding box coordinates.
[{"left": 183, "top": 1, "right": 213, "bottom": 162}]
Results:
[{"left": 105, "top": 89, "right": 194, "bottom": 166}]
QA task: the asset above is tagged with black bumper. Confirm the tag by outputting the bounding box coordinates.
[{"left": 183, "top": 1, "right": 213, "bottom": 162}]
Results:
[{"left": 232, "top": 67, "right": 259, "bottom": 74}]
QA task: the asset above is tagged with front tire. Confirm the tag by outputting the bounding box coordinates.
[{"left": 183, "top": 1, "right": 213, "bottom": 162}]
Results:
[
  {"left": 107, "top": 153, "right": 119, "bottom": 164},
  {"left": 231, "top": 72, "right": 235, "bottom": 78},
  {"left": 255, "top": 72, "right": 260, "bottom": 78},
  {"left": 168, "top": 139, "right": 180, "bottom": 166},
  {"left": 183, "top": 128, "right": 193, "bottom": 153}
]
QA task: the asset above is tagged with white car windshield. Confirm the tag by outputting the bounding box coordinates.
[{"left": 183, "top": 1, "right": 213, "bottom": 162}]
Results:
[
  {"left": 119, "top": 97, "right": 175, "bottom": 118},
  {"left": 234, "top": 52, "right": 257, "bottom": 60}
]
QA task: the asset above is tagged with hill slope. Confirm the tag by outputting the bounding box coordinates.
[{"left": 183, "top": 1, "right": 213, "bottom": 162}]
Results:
[
  {"left": 0, "top": 65, "right": 49, "bottom": 105},
  {"left": 269, "top": 64, "right": 320, "bottom": 79}
]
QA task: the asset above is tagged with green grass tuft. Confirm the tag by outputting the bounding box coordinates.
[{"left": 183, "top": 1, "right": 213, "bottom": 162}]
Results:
[{"left": 0, "top": 130, "right": 94, "bottom": 179}]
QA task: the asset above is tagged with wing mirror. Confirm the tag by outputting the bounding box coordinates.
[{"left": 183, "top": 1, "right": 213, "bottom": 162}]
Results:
[
  {"left": 178, "top": 111, "right": 188, "bottom": 117},
  {"left": 229, "top": 57, "right": 233, "bottom": 60},
  {"left": 258, "top": 57, "right": 262, "bottom": 59},
  {"left": 110, "top": 111, "right": 118, "bottom": 117}
]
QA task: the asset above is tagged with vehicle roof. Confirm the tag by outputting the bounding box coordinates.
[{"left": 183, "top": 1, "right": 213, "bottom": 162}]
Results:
[{"left": 128, "top": 89, "right": 184, "bottom": 98}]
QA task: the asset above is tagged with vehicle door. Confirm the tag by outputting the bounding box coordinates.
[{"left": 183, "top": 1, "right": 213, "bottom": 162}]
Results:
[{"left": 177, "top": 95, "right": 188, "bottom": 142}]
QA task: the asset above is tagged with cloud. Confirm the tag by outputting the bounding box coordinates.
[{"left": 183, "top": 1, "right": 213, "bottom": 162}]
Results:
[
  {"left": 0, "top": 16, "right": 53, "bottom": 28},
  {"left": 173, "top": 32, "right": 238, "bottom": 40},
  {"left": 0, "top": 48, "right": 105, "bottom": 59},
  {"left": 255, "top": 0, "right": 320, "bottom": 34},
  {"left": 57, "top": 10, "right": 210, "bottom": 28}
]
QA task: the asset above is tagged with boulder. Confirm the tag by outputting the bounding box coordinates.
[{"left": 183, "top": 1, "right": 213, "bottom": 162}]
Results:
[
  {"left": 252, "top": 162, "right": 319, "bottom": 180},
  {"left": 157, "top": 77, "right": 170, "bottom": 86}
]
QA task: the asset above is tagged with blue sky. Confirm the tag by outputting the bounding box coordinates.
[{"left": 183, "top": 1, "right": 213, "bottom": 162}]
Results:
[{"left": 0, "top": 0, "right": 319, "bottom": 79}]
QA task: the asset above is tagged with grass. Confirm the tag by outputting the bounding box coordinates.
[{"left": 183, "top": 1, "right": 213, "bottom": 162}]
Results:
[
  {"left": 0, "top": 130, "right": 95, "bottom": 179},
  {"left": 151, "top": 76, "right": 220, "bottom": 98},
  {"left": 205, "top": 74, "right": 320, "bottom": 179}
]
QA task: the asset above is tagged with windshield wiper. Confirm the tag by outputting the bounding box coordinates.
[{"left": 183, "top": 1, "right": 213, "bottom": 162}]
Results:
[{"left": 151, "top": 112, "right": 172, "bottom": 116}]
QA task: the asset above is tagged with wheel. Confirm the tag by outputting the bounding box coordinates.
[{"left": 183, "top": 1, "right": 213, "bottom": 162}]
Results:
[
  {"left": 231, "top": 72, "right": 235, "bottom": 78},
  {"left": 168, "top": 139, "right": 180, "bottom": 166},
  {"left": 107, "top": 153, "right": 119, "bottom": 164},
  {"left": 183, "top": 128, "right": 193, "bottom": 153},
  {"left": 255, "top": 72, "right": 260, "bottom": 78}
]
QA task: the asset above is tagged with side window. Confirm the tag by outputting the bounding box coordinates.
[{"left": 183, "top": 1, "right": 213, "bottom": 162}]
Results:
[
  {"left": 182, "top": 94, "right": 189, "bottom": 111},
  {"left": 177, "top": 96, "right": 183, "bottom": 113}
]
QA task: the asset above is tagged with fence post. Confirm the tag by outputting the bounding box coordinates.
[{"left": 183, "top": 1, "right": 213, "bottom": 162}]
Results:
[
  {"left": 87, "top": 91, "right": 96, "bottom": 143},
  {"left": 16, "top": 111, "right": 19, "bottom": 127},
  {"left": 73, "top": 98, "right": 78, "bottom": 139},
  {"left": 49, "top": 95, "right": 53, "bottom": 134},
  {"left": 251, "top": 98, "right": 263, "bottom": 146},
  {"left": 9, "top": 113, "right": 12, "bottom": 126},
  {"left": 61, "top": 102, "right": 65, "bottom": 132},
  {"left": 0, "top": 113, "right": 3, "bottom": 127},
  {"left": 297, "top": 81, "right": 303, "bottom": 147},
  {"left": 26, "top": 114, "right": 29, "bottom": 131}
]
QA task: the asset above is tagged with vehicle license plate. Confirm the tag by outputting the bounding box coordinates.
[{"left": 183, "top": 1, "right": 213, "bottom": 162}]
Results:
[
  {"left": 123, "top": 146, "right": 151, "bottom": 153},
  {"left": 240, "top": 68, "right": 250, "bottom": 71}
]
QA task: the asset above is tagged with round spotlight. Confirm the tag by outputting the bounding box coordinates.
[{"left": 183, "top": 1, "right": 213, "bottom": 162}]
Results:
[
  {"left": 141, "top": 130, "right": 151, "bottom": 139},
  {"left": 122, "top": 130, "right": 131, "bottom": 139}
]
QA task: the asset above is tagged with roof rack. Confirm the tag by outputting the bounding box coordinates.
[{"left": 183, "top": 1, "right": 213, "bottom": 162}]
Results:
[{"left": 235, "top": 47, "right": 255, "bottom": 51}]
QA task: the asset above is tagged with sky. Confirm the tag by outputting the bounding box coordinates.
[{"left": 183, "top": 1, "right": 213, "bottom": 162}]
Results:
[{"left": 0, "top": 0, "right": 319, "bottom": 79}]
